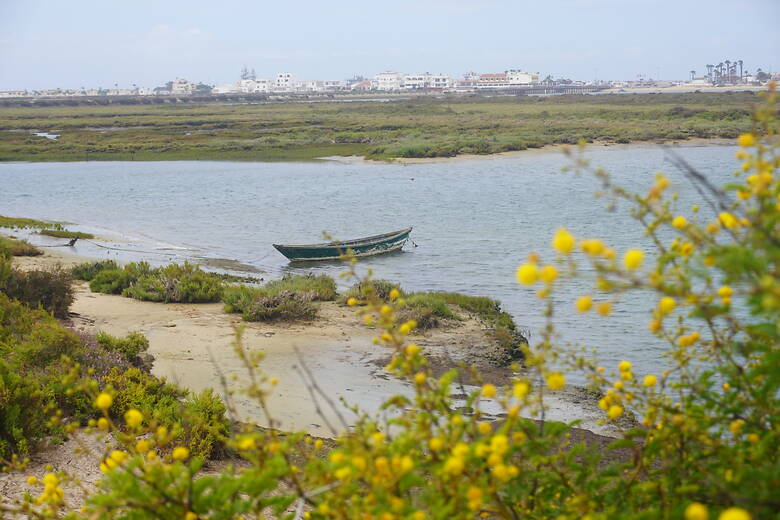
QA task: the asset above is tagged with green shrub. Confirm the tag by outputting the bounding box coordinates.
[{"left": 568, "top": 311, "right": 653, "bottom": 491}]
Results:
[
  {"left": 90, "top": 268, "right": 133, "bottom": 294},
  {"left": 2, "top": 267, "right": 74, "bottom": 318},
  {"left": 236, "top": 290, "right": 318, "bottom": 321},
  {"left": 262, "top": 274, "right": 337, "bottom": 301},
  {"left": 222, "top": 285, "right": 263, "bottom": 314},
  {"left": 0, "top": 236, "right": 42, "bottom": 256},
  {"left": 123, "top": 262, "right": 223, "bottom": 303},
  {"left": 341, "top": 279, "right": 401, "bottom": 303},
  {"left": 101, "top": 368, "right": 227, "bottom": 458},
  {"left": 71, "top": 260, "right": 119, "bottom": 281},
  {"left": 0, "top": 360, "right": 52, "bottom": 459},
  {"left": 96, "top": 331, "right": 149, "bottom": 363}
]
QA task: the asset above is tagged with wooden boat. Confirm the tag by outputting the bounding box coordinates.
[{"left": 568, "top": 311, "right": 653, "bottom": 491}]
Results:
[{"left": 273, "top": 227, "right": 412, "bottom": 262}]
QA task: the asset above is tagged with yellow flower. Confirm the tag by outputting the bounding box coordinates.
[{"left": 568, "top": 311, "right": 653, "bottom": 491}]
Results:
[
  {"left": 412, "top": 512, "right": 426, "bottom": 520},
  {"left": 491, "top": 464, "right": 510, "bottom": 481},
  {"left": 27, "top": 476, "right": 38, "bottom": 485},
  {"left": 608, "top": 405, "right": 624, "bottom": 419},
  {"left": 719, "top": 507, "right": 751, "bottom": 520},
  {"left": 94, "top": 392, "right": 113, "bottom": 411},
  {"left": 481, "top": 384, "right": 497, "bottom": 398},
  {"left": 429, "top": 437, "right": 444, "bottom": 451},
  {"left": 42, "top": 473, "right": 58, "bottom": 486},
  {"left": 477, "top": 422, "right": 492, "bottom": 435},
  {"left": 547, "top": 372, "right": 565, "bottom": 390},
  {"left": 443, "top": 456, "right": 464, "bottom": 475},
  {"left": 346, "top": 297, "right": 358, "bottom": 306},
  {"left": 722, "top": 382, "right": 731, "bottom": 391},
  {"left": 648, "top": 320, "right": 661, "bottom": 333},
  {"left": 124, "top": 408, "right": 143, "bottom": 429},
  {"left": 581, "top": 238, "right": 605, "bottom": 256},
  {"left": 405, "top": 343, "right": 420, "bottom": 356},
  {"left": 596, "top": 302, "right": 612, "bottom": 316},
  {"left": 623, "top": 249, "right": 644, "bottom": 270},
  {"left": 314, "top": 439, "right": 324, "bottom": 451},
  {"left": 389, "top": 288, "right": 400, "bottom": 300},
  {"left": 237, "top": 436, "right": 255, "bottom": 451},
  {"left": 269, "top": 377, "right": 279, "bottom": 386},
  {"left": 540, "top": 265, "right": 558, "bottom": 284},
  {"left": 135, "top": 439, "right": 151, "bottom": 453},
  {"left": 552, "top": 228, "right": 575, "bottom": 254},
  {"left": 672, "top": 216, "right": 688, "bottom": 229},
  {"left": 109, "top": 450, "right": 128, "bottom": 464},
  {"left": 575, "top": 295, "right": 593, "bottom": 313},
  {"left": 380, "top": 305, "right": 392, "bottom": 316},
  {"left": 729, "top": 419, "right": 745, "bottom": 435},
  {"left": 97, "top": 417, "right": 109, "bottom": 430},
  {"left": 719, "top": 212, "right": 738, "bottom": 229},
  {"left": 737, "top": 133, "right": 756, "bottom": 147},
  {"left": 185, "top": 513, "right": 198, "bottom": 520},
  {"left": 513, "top": 381, "right": 529, "bottom": 399},
  {"left": 718, "top": 286, "right": 733, "bottom": 298},
  {"left": 684, "top": 502, "right": 708, "bottom": 520},
  {"left": 618, "top": 360, "right": 632, "bottom": 372},
  {"left": 658, "top": 297, "right": 676, "bottom": 315},
  {"left": 172, "top": 446, "right": 190, "bottom": 461},
  {"left": 643, "top": 375, "right": 657, "bottom": 387},
  {"left": 516, "top": 263, "right": 539, "bottom": 285},
  {"left": 414, "top": 372, "right": 427, "bottom": 385},
  {"left": 490, "top": 434, "right": 509, "bottom": 455},
  {"left": 400, "top": 455, "right": 414, "bottom": 473}
]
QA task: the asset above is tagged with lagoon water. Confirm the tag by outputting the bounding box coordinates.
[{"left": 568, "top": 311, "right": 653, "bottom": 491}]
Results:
[{"left": 1, "top": 143, "right": 738, "bottom": 383}]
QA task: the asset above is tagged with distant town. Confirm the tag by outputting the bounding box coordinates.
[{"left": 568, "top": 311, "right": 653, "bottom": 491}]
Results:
[{"left": 1, "top": 61, "right": 776, "bottom": 99}]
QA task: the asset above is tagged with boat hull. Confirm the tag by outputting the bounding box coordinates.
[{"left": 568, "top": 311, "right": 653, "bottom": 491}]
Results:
[{"left": 273, "top": 228, "right": 412, "bottom": 262}]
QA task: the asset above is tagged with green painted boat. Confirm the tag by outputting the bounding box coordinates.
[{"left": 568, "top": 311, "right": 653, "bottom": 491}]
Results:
[{"left": 273, "top": 227, "right": 412, "bottom": 262}]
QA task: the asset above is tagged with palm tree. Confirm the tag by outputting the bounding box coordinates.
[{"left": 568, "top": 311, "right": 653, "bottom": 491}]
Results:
[
  {"left": 724, "top": 60, "right": 732, "bottom": 83},
  {"left": 690, "top": 70, "right": 696, "bottom": 80},
  {"left": 738, "top": 60, "right": 744, "bottom": 82},
  {"left": 706, "top": 64, "right": 714, "bottom": 82}
]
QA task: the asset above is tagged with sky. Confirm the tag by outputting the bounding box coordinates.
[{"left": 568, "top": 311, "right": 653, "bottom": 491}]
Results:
[{"left": 0, "top": 0, "right": 778, "bottom": 90}]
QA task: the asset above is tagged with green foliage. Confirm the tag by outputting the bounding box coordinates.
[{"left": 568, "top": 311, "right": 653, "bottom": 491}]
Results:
[
  {"left": 0, "top": 360, "right": 52, "bottom": 459},
  {"left": 95, "top": 331, "right": 149, "bottom": 363},
  {"left": 2, "top": 267, "right": 74, "bottom": 318},
  {"left": 262, "top": 274, "right": 337, "bottom": 301},
  {"left": 89, "top": 269, "right": 133, "bottom": 294},
  {"left": 226, "top": 288, "right": 318, "bottom": 322},
  {"left": 341, "top": 279, "right": 401, "bottom": 303},
  {"left": 71, "top": 260, "right": 120, "bottom": 281},
  {"left": 0, "top": 236, "right": 42, "bottom": 256},
  {"left": 123, "top": 262, "right": 224, "bottom": 303},
  {"left": 0, "top": 215, "right": 63, "bottom": 230},
  {"left": 101, "top": 368, "right": 228, "bottom": 458},
  {"left": 39, "top": 229, "right": 94, "bottom": 239},
  {"left": 401, "top": 292, "right": 459, "bottom": 328}
]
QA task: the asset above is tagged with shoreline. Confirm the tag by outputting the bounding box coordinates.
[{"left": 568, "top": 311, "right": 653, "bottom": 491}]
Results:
[
  {"left": 12, "top": 248, "right": 622, "bottom": 439},
  {"left": 322, "top": 136, "right": 734, "bottom": 165}
]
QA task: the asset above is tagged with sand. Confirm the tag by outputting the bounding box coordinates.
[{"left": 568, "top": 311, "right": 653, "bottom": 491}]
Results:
[{"left": 11, "top": 249, "right": 618, "bottom": 438}]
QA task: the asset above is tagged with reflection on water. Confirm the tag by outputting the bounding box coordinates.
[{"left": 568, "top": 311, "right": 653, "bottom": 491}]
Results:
[{"left": 1, "top": 142, "right": 737, "bottom": 382}]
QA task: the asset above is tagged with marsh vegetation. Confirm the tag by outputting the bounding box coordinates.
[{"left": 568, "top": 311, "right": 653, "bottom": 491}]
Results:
[{"left": 0, "top": 92, "right": 757, "bottom": 162}]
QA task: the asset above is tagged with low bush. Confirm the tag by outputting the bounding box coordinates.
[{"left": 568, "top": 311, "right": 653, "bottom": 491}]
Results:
[
  {"left": 240, "top": 290, "right": 317, "bottom": 322},
  {"left": 340, "top": 279, "right": 401, "bottom": 303},
  {"left": 0, "top": 236, "right": 42, "bottom": 256},
  {"left": 2, "top": 267, "right": 74, "bottom": 318},
  {"left": 72, "top": 260, "right": 120, "bottom": 281},
  {"left": 95, "top": 330, "right": 149, "bottom": 365},
  {"left": 89, "top": 268, "right": 133, "bottom": 294},
  {"left": 262, "top": 274, "right": 337, "bottom": 301},
  {"left": 123, "top": 262, "right": 224, "bottom": 303}
]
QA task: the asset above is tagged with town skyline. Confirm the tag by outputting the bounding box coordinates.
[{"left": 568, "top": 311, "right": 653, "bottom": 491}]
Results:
[{"left": 1, "top": 0, "right": 778, "bottom": 91}]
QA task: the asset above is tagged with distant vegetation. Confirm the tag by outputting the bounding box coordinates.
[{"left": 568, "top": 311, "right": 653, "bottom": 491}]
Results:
[
  {"left": 0, "top": 215, "right": 93, "bottom": 240},
  {"left": 0, "top": 92, "right": 758, "bottom": 162}
]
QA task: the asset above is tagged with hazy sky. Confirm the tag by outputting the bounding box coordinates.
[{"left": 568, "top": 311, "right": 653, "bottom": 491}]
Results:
[{"left": 1, "top": 0, "right": 778, "bottom": 90}]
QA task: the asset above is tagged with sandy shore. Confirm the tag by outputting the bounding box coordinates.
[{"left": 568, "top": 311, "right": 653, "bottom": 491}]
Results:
[
  {"left": 11, "top": 249, "right": 619, "bottom": 438},
  {"left": 319, "top": 137, "right": 734, "bottom": 165}
]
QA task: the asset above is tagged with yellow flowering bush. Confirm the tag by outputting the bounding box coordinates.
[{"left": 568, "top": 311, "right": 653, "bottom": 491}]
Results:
[{"left": 2, "top": 85, "right": 778, "bottom": 519}]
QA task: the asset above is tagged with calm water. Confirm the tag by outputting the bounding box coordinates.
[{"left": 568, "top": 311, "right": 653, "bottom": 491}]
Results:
[{"left": 1, "top": 143, "right": 738, "bottom": 382}]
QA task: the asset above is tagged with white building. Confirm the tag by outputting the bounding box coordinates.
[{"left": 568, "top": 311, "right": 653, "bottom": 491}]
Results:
[
  {"left": 402, "top": 73, "right": 453, "bottom": 90},
  {"left": 171, "top": 78, "right": 195, "bottom": 95},
  {"left": 375, "top": 71, "right": 404, "bottom": 91},
  {"left": 506, "top": 70, "right": 539, "bottom": 85},
  {"left": 275, "top": 72, "right": 295, "bottom": 91}
]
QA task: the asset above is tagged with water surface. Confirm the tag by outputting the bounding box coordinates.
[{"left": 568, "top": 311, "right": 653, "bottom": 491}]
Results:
[{"left": 1, "top": 143, "right": 738, "bottom": 382}]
